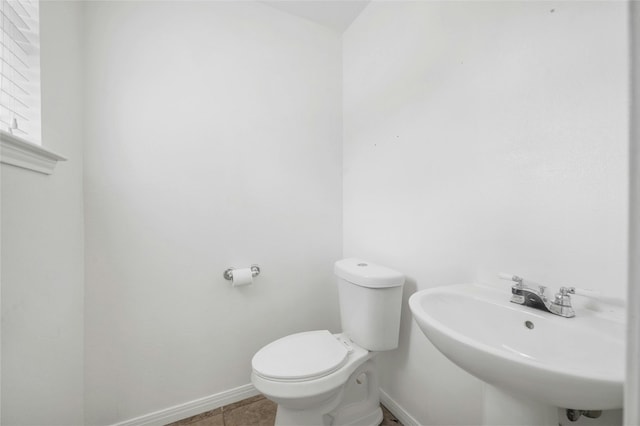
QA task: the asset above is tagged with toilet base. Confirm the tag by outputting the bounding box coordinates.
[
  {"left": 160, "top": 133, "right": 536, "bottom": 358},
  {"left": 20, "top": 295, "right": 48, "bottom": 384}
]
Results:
[
  {"left": 275, "top": 404, "right": 382, "bottom": 426},
  {"left": 329, "top": 404, "right": 382, "bottom": 426},
  {"left": 272, "top": 359, "right": 382, "bottom": 426}
]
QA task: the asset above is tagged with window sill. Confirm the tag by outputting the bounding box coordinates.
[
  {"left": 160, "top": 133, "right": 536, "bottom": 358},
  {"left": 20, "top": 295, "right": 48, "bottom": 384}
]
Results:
[{"left": 0, "top": 131, "right": 66, "bottom": 175}]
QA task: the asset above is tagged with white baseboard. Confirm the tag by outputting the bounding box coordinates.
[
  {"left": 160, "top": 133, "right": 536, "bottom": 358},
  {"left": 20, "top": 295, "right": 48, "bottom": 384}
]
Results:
[
  {"left": 111, "top": 384, "right": 260, "bottom": 426},
  {"left": 111, "top": 384, "right": 414, "bottom": 426},
  {"left": 380, "top": 388, "right": 421, "bottom": 426}
]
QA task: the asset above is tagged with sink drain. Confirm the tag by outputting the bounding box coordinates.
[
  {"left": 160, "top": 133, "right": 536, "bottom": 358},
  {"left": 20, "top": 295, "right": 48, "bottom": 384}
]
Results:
[{"left": 524, "top": 320, "right": 534, "bottom": 329}]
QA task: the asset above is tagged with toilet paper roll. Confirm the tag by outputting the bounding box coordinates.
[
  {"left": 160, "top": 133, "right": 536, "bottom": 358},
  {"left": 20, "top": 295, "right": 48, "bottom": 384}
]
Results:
[{"left": 231, "top": 267, "right": 253, "bottom": 287}]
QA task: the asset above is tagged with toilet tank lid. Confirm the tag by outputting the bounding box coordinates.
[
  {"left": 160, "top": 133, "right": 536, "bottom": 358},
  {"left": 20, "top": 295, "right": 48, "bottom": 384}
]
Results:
[{"left": 334, "top": 258, "right": 405, "bottom": 288}]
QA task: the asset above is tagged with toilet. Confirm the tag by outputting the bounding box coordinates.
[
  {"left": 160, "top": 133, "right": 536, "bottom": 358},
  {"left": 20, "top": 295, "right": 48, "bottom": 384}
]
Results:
[{"left": 251, "top": 258, "right": 405, "bottom": 426}]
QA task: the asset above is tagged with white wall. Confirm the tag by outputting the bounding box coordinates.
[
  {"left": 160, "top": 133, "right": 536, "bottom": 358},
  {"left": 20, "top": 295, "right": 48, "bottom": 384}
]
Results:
[
  {"left": 1, "top": 1, "right": 85, "bottom": 424},
  {"left": 343, "top": 2, "right": 628, "bottom": 425},
  {"left": 82, "top": 2, "right": 342, "bottom": 424},
  {"left": 627, "top": 2, "right": 640, "bottom": 424}
]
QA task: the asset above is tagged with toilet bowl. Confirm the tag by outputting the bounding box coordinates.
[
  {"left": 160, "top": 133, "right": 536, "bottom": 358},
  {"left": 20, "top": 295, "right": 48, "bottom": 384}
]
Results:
[
  {"left": 251, "top": 259, "right": 405, "bottom": 426},
  {"left": 252, "top": 330, "right": 381, "bottom": 425}
]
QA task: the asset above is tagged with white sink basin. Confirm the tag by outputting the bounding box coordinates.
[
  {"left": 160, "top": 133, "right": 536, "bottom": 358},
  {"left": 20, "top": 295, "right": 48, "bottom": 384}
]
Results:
[{"left": 409, "top": 283, "right": 624, "bottom": 410}]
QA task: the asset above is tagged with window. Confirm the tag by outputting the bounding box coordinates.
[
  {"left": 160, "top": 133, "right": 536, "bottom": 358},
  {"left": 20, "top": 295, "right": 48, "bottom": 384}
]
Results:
[
  {"left": 0, "top": 0, "right": 40, "bottom": 145},
  {"left": 0, "top": 0, "right": 62, "bottom": 175}
]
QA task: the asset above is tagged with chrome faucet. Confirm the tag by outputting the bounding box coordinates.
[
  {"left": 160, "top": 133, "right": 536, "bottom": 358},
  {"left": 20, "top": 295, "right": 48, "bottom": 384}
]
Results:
[{"left": 498, "top": 274, "right": 575, "bottom": 318}]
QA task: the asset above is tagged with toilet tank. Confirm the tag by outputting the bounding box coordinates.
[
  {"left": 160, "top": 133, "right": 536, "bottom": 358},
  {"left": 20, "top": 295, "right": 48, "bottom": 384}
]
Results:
[{"left": 334, "top": 258, "right": 405, "bottom": 351}]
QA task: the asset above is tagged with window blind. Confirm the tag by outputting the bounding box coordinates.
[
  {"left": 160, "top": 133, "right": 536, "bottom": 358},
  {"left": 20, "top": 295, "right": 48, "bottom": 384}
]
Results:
[{"left": 0, "top": 0, "right": 40, "bottom": 145}]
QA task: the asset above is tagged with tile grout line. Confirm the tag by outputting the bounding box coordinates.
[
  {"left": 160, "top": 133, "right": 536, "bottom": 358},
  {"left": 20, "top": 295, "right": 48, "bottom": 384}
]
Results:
[{"left": 168, "top": 394, "right": 404, "bottom": 426}]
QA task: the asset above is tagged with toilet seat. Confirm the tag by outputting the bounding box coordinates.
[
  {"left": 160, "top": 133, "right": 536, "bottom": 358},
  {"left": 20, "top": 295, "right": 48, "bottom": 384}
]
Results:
[
  {"left": 251, "top": 331, "right": 373, "bottom": 405},
  {"left": 252, "top": 330, "right": 349, "bottom": 382}
]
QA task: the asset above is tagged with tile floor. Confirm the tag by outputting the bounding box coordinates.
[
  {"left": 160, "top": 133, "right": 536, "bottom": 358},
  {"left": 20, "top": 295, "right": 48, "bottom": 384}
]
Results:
[{"left": 166, "top": 394, "right": 403, "bottom": 426}]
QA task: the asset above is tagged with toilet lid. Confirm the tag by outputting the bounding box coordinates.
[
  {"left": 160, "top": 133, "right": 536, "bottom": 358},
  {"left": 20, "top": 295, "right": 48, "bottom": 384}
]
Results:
[{"left": 252, "top": 330, "right": 349, "bottom": 381}]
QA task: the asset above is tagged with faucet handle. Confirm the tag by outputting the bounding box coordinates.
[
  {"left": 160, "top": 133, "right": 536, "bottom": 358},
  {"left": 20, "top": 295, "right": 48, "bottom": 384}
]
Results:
[
  {"left": 565, "top": 287, "right": 602, "bottom": 298},
  {"left": 553, "top": 286, "right": 606, "bottom": 315},
  {"left": 498, "top": 273, "right": 523, "bottom": 285},
  {"left": 558, "top": 286, "right": 603, "bottom": 299}
]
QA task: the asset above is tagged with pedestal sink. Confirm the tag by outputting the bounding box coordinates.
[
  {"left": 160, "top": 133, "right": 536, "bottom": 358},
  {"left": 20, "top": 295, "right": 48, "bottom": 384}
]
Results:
[{"left": 409, "top": 283, "right": 624, "bottom": 426}]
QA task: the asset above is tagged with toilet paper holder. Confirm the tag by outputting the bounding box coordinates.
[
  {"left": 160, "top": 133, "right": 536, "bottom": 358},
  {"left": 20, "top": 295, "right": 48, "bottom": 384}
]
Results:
[{"left": 223, "top": 265, "right": 261, "bottom": 281}]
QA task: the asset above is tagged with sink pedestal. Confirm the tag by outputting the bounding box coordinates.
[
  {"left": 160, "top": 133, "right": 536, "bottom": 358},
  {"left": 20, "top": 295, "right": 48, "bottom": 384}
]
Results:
[{"left": 483, "top": 384, "right": 558, "bottom": 426}]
